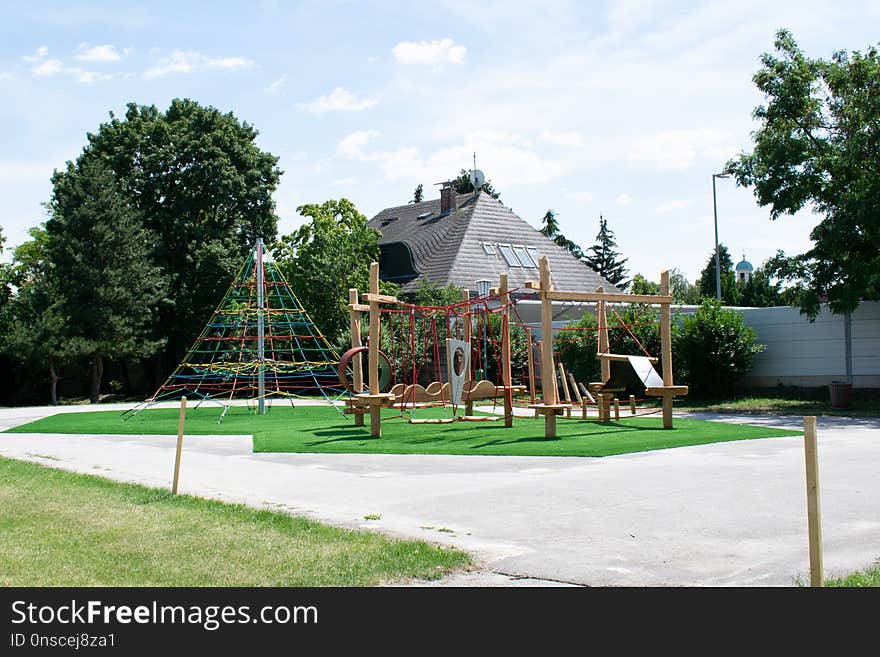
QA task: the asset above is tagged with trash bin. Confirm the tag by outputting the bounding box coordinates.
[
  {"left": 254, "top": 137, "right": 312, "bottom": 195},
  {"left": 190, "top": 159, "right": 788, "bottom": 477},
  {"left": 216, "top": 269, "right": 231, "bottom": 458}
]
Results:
[{"left": 830, "top": 381, "right": 851, "bottom": 409}]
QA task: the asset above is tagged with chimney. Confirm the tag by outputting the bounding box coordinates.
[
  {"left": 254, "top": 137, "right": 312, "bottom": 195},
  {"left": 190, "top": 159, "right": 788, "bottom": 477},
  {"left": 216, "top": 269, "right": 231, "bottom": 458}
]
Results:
[{"left": 440, "top": 182, "right": 457, "bottom": 214}]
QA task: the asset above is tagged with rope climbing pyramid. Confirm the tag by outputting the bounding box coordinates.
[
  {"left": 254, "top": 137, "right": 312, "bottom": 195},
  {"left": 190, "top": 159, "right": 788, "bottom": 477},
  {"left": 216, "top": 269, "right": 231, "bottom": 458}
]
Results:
[{"left": 127, "top": 239, "right": 343, "bottom": 420}]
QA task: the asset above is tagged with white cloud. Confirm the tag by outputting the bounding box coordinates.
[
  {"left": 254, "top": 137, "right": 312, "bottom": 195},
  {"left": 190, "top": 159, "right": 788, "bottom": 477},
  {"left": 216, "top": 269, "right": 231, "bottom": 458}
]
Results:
[
  {"left": 654, "top": 199, "right": 690, "bottom": 214},
  {"left": 265, "top": 74, "right": 287, "bottom": 94},
  {"left": 540, "top": 130, "right": 585, "bottom": 148},
  {"left": 564, "top": 191, "right": 594, "bottom": 201},
  {"left": 143, "top": 50, "right": 255, "bottom": 79},
  {"left": 22, "top": 46, "right": 49, "bottom": 63},
  {"left": 75, "top": 43, "right": 123, "bottom": 62},
  {"left": 32, "top": 59, "right": 65, "bottom": 76},
  {"left": 331, "top": 177, "right": 360, "bottom": 186},
  {"left": 616, "top": 193, "right": 632, "bottom": 206},
  {"left": 630, "top": 128, "right": 735, "bottom": 171},
  {"left": 336, "top": 130, "right": 380, "bottom": 159},
  {"left": 299, "top": 87, "right": 378, "bottom": 113},
  {"left": 392, "top": 38, "right": 466, "bottom": 66}
]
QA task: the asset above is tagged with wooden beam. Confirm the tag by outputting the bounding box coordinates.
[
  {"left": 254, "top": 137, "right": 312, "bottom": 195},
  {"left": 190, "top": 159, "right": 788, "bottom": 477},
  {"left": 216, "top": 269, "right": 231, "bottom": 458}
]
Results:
[
  {"left": 348, "top": 289, "right": 365, "bottom": 426},
  {"left": 525, "top": 280, "right": 541, "bottom": 290},
  {"left": 660, "top": 270, "right": 673, "bottom": 429},
  {"left": 597, "top": 288, "right": 610, "bottom": 385},
  {"left": 347, "top": 303, "right": 370, "bottom": 313},
  {"left": 368, "top": 262, "right": 381, "bottom": 438},
  {"left": 598, "top": 352, "right": 658, "bottom": 363},
  {"left": 172, "top": 396, "right": 187, "bottom": 495},
  {"left": 545, "top": 290, "right": 673, "bottom": 304},
  {"left": 499, "top": 273, "right": 513, "bottom": 428},
  {"left": 363, "top": 292, "right": 399, "bottom": 305},
  {"left": 804, "top": 416, "right": 824, "bottom": 587},
  {"left": 645, "top": 385, "right": 689, "bottom": 396},
  {"left": 462, "top": 289, "right": 474, "bottom": 416},
  {"left": 526, "top": 328, "right": 536, "bottom": 405}
]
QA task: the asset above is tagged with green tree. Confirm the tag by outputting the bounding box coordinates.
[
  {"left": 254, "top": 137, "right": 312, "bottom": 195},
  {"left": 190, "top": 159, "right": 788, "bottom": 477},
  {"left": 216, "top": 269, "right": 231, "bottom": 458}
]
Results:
[
  {"left": 697, "top": 244, "right": 740, "bottom": 305},
  {"left": 76, "top": 99, "right": 282, "bottom": 370},
  {"left": 628, "top": 274, "right": 661, "bottom": 296},
  {"left": 2, "top": 228, "right": 69, "bottom": 404},
  {"left": 584, "top": 215, "right": 629, "bottom": 288},
  {"left": 453, "top": 169, "right": 501, "bottom": 199},
  {"left": 673, "top": 299, "right": 764, "bottom": 398},
  {"left": 0, "top": 227, "right": 11, "bottom": 333},
  {"left": 410, "top": 184, "right": 424, "bottom": 204},
  {"left": 669, "top": 268, "right": 700, "bottom": 305},
  {"left": 539, "top": 210, "right": 585, "bottom": 259},
  {"left": 273, "top": 198, "right": 398, "bottom": 348},
  {"left": 738, "top": 267, "right": 784, "bottom": 307},
  {"left": 45, "top": 160, "right": 167, "bottom": 402},
  {"left": 727, "top": 29, "right": 880, "bottom": 318}
]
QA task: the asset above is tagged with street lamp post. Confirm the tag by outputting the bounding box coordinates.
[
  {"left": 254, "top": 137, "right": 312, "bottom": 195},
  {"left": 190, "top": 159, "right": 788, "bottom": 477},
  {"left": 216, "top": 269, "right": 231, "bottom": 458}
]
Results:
[
  {"left": 475, "top": 279, "right": 491, "bottom": 378},
  {"left": 712, "top": 173, "right": 730, "bottom": 302}
]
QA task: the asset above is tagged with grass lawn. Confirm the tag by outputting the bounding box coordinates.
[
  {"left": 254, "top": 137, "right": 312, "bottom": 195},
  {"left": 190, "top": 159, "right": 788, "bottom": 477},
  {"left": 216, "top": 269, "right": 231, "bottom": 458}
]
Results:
[
  {"left": 0, "top": 457, "right": 469, "bottom": 586},
  {"left": 5, "top": 405, "right": 801, "bottom": 457},
  {"left": 826, "top": 563, "right": 880, "bottom": 587}
]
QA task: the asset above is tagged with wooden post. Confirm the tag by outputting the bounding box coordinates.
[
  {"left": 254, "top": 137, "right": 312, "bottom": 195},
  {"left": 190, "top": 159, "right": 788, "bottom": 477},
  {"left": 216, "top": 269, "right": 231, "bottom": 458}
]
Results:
[
  {"left": 558, "top": 362, "right": 572, "bottom": 417},
  {"left": 597, "top": 288, "right": 610, "bottom": 385},
  {"left": 613, "top": 398, "right": 620, "bottom": 421},
  {"left": 803, "top": 416, "right": 823, "bottom": 587},
  {"left": 660, "top": 270, "right": 673, "bottom": 429},
  {"left": 348, "top": 288, "right": 365, "bottom": 426},
  {"left": 539, "top": 257, "right": 557, "bottom": 438},
  {"left": 499, "top": 273, "right": 514, "bottom": 427},
  {"left": 630, "top": 394, "right": 636, "bottom": 415},
  {"left": 368, "top": 262, "right": 381, "bottom": 438},
  {"left": 526, "top": 328, "right": 536, "bottom": 405},
  {"left": 462, "top": 289, "right": 475, "bottom": 416},
  {"left": 172, "top": 396, "right": 187, "bottom": 495}
]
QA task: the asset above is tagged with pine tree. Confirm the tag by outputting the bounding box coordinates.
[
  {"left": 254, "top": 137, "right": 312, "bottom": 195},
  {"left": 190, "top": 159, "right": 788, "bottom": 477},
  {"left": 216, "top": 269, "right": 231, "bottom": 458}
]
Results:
[
  {"left": 539, "top": 210, "right": 586, "bottom": 260},
  {"left": 584, "top": 215, "right": 629, "bottom": 288},
  {"left": 46, "top": 159, "right": 167, "bottom": 402},
  {"left": 697, "top": 244, "right": 740, "bottom": 305},
  {"left": 410, "top": 183, "right": 424, "bottom": 204}
]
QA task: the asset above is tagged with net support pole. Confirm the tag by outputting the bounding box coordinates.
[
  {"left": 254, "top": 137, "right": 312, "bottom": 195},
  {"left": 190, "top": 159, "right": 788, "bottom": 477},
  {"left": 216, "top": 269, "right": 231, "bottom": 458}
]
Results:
[
  {"left": 660, "top": 270, "right": 673, "bottom": 429},
  {"left": 256, "top": 238, "right": 266, "bottom": 415},
  {"left": 539, "top": 256, "right": 557, "bottom": 438},
  {"left": 499, "top": 273, "right": 514, "bottom": 428}
]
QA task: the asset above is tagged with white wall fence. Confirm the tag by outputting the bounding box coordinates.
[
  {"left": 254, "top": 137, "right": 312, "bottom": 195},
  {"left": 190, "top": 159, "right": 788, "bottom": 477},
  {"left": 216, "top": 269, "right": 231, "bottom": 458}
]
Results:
[
  {"left": 737, "top": 301, "right": 879, "bottom": 389},
  {"left": 512, "top": 298, "right": 880, "bottom": 389}
]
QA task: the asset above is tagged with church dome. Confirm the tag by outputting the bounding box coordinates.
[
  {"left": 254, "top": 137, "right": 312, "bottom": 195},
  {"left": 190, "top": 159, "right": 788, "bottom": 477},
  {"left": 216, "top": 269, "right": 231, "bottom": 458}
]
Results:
[{"left": 735, "top": 257, "right": 754, "bottom": 272}]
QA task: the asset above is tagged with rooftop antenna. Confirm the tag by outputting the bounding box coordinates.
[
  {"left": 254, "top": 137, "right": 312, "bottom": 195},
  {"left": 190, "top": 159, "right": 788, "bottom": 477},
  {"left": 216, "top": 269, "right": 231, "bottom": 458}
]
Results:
[{"left": 470, "top": 152, "right": 485, "bottom": 196}]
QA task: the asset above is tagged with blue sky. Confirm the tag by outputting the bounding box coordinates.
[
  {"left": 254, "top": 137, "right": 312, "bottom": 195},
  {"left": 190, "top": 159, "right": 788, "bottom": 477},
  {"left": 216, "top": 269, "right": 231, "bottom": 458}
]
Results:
[{"left": 1, "top": 0, "right": 877, "bottom": 283}]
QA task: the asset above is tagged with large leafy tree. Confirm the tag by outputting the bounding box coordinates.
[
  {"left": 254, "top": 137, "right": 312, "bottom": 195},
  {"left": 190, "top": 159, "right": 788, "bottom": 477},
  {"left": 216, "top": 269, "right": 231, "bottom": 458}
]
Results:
[
  {"left": 76, "top": 99, "right": 282, "bottom": 369},
  {"left": 738, "top": 267, "right": 784, "bottom": 308},
  {"left": 273, "top": 199, "right": 397, "bottom": 348},
  {"left": 584, "top": 215, "right": 629, "bottom": 288},
  {"left": 728, "top": 30, "right": 880, "bottom": 318},
  {"left": 45, "top": 160, "right": 167, "bottom": 402},
  {"left": 539, "top": 210, "right": 586, "bottom": 260},
  {"left": 697, "top": 244, "right": 740, "bottom": 305}
]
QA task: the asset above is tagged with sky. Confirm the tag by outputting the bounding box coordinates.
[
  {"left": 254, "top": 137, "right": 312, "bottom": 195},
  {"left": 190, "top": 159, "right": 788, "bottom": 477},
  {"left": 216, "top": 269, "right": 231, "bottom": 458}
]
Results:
[{"left": 1, "top": 0, "right": 877, "bottom": 284}]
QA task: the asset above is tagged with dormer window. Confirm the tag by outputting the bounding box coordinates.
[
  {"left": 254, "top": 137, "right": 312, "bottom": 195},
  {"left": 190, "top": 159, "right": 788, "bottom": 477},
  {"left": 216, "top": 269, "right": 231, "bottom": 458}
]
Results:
[{"left": 481, "top": 242, "right": 496, "bottom": 256}]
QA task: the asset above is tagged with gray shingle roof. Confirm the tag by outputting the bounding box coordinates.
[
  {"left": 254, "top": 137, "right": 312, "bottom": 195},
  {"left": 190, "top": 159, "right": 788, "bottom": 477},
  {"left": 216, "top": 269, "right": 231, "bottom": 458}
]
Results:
[{"left": 368, "top": 192, "right": 619, "bottom": 295}]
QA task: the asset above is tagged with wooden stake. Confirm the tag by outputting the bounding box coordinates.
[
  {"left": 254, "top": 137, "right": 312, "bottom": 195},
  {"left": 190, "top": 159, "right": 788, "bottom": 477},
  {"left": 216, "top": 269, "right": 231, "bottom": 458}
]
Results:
[
  {"left": 660, "top": 271, "right": 673, "bottom": 429},
  {"left": 630, "top": 394, "right": 636, "bottom": 415},
  {"left": 462, "top": 289, "right": 475, "bottom": 416},
  {"left": 613, "top": 398, "right": 620, "bottom": 421},
  {"left": 348, "top": 288, "right": 365, "bottom": 426},
  {"left": 803, "top": 416, "right": 823, "bottom": 587},
  {"left": 597, "top": 288, "right": 610, "bottom": 385},
  {"left": 526, "top": 328, "right": 536, "bottom": 405},
  {"left": 499, "top": 273, "right": 514, "bottom": 428},
  {"left": 368, "top": 262, "right": 381, "bottom": 438},
  {"left": 539, "top": 257, "right": 556, "bottom": 439},
  {"left": 172, "top": 396, "right": 187, "bottom": 495}
]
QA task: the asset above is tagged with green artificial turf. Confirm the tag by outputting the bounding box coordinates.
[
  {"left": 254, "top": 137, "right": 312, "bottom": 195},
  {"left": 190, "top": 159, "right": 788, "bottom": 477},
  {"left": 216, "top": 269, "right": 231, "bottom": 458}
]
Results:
[
  {"left": 0, "top": 457, "right": 469, "bottom": 586},
  {"left": 5, "top": 405, "right": 801, "bottom": 457}
]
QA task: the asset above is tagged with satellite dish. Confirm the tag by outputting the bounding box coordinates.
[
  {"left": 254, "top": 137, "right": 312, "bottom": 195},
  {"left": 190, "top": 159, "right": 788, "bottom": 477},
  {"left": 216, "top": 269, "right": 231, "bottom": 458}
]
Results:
[{"left": 470, "top": 169, "right": 485, "bottom": 191}]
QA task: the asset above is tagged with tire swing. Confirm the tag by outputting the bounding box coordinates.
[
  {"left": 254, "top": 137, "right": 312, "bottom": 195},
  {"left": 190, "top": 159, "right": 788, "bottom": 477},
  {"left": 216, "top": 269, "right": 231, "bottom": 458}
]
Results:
[{"left": 337, "top": 346, "right": 393, "bottom": 394}]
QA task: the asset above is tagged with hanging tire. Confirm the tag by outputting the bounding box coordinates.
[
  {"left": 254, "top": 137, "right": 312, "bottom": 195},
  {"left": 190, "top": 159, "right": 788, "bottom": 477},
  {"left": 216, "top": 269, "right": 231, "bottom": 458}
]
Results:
[{"left": 338, "top": 347, "right": 394, "bottom": 393}]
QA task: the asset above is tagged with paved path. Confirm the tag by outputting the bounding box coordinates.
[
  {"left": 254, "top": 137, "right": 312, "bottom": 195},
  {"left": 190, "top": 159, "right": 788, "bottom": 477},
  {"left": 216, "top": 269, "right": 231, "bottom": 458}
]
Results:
[{"left": 0, "top": 404, "right": 877, "bottom": 586}]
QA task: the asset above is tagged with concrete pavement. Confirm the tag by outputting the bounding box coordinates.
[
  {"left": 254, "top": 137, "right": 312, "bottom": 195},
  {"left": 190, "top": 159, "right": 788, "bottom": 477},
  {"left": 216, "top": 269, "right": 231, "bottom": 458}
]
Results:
[{"left": 0, "top": 403, "right": 877, "bottom": 586}]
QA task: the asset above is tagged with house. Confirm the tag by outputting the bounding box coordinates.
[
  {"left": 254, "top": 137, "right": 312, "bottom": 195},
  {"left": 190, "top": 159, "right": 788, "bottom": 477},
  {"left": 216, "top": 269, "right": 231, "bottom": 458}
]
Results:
[{"left": 368, "top": 184, "right": 618, "bottom": 301}]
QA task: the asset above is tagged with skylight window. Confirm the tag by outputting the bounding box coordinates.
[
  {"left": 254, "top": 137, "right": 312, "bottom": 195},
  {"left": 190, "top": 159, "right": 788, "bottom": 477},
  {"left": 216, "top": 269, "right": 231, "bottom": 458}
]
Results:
[
  {"left": 526, "top": 247, "right": 541, "bottom": 266},
  {"left": 416, "top": 211, "right": 433, "bottom": 220},
  {"left": 481, "top": 242, "right": 496, "bottom": 256},
  {"left": 497, "top": 243, "right": 520, "bottom": 267},
  {"left": 512, "top": 245, "right": 535, "bottom": 268}
]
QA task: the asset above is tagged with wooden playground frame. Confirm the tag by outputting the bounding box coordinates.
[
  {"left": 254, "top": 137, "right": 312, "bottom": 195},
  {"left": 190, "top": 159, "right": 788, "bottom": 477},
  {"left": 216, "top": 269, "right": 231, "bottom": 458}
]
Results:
[{"left": 344, "top": 257, "right": 687, "bottom": 439}]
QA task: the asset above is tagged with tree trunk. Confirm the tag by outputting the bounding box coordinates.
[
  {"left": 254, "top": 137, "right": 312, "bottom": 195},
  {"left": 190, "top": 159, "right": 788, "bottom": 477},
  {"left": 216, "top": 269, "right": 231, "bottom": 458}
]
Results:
[
  {"left": 49, "top": 361, "right": 60, "bottom": 406},
  {"left": 89, "top": 354, "right": 103, "bottom": 403}
]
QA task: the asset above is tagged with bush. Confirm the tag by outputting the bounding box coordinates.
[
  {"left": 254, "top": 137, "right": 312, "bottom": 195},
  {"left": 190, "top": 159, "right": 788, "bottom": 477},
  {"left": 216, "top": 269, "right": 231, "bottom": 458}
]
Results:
[{"left": 673, "top": 299, "right": 764, "bottom": 398}]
